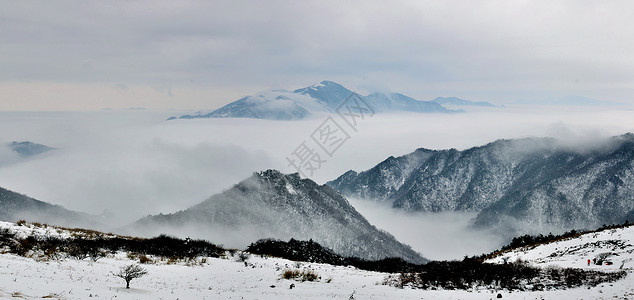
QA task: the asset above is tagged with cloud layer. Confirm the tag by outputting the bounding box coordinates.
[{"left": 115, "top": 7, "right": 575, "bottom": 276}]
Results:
[
  {"left": 2, "top": 1, "right": 634, "bottom": 109},
  {"left": 347, "top": 198, "right": 504, "bottom": 261},
  {"left": 1, "top": 107, "right": 634, "bottom": 226}
]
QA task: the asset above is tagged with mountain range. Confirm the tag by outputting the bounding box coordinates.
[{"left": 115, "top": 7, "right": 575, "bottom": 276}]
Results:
[
  {"left": 8, "top": 131, "right": 634, "bottom": 260},
  {"left": 328, "top": 133, "right": 634, "bottom": 237},
  {"left": 431, "top": 96, "right": 497, "bottom": 107},
  {"left": 130, "top": 169, "right": 425, "bottom": 263},
  {"left": 169, "top": 81, "right": 467, "bottom": 120}
]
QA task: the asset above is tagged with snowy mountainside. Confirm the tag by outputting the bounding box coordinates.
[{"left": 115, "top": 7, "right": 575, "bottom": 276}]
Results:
[
  {"left": 487, "top": 224, "right": 634, "bottom": 271},
  {"left": 176, "top": 90, "right": 319, "bottom": 120},
  {"left": 2, "top": 221, "right": 634, "bottom": 299},
  {"left": 292, "top": 80, "right": 355, "bottom": 110},
  {"left": 0, "top": 221, "right": 401, "bottom": 299},
  {"left": 382, "top": 224, "right": 634, "bottom": 297},
  {"left": 130, "top": 169, "right": 425, "bottom": 263},
  {"left": 170, "top": 80, "right": 459, "bottom": 120},
  {"left": 329, "top": 133, "right": 634, "bottom": 236}
]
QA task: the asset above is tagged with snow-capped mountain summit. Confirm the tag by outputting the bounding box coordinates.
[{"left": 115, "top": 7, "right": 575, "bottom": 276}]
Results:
[
  {"left": 170, "top": 81, "right": 460, "bottom": 120},
  {"left": 292, "top": 80, "right": 354, "bottom": 110},
  {"left": 328, "top": 133, "right": 634, "bottom": 237},
  {"left": 131, "top": 169, "right": 426, "bottom": 263}
]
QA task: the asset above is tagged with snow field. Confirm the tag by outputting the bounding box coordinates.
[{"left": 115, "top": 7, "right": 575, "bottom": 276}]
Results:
[{"left": 2, "top": 221, "right": 634, "bottom": 299}]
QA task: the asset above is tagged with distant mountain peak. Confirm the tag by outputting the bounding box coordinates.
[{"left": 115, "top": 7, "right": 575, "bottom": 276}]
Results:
[
  {"left": 169, "top": 81, "right": 461, "bottom": 120},
  {"left": 310, "top": 80, "right": 340, "bottom": 89},
  {"left": 293, "top": 80, "right": 347, "bottom": 93},
  {"left": 313, "top": 80, "right": 341, "bottom": 87},
  {"left": 8, "top": 141, "right": 54, "bottom": 157}
]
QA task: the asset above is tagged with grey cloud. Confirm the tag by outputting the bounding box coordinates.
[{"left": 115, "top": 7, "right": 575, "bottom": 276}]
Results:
[{"left": 2, "top": 1, "right": 634, "bottom": 106}]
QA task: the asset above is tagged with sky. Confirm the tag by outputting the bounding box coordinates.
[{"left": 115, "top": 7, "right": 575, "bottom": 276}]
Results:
[{"left": 2, "top": 0, "right": 634, "bottom": 110}]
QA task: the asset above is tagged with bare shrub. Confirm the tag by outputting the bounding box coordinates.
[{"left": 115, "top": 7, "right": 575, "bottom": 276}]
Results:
[
  {"left": 301, "top": 269, "right": 319, "bottom": 282},
  {"left": 114, "top": 264, "right": 148, "bottom": 289},
  {"left": 282, "top": 269, "right": 300, "bottom": 280}
]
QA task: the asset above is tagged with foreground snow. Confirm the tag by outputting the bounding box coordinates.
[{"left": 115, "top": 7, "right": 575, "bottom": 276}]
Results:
[
  {"left": 487, "top": 225, "right": 634, "bottom": 271},
  {"left": 1, "top": 221, "right": 633, "bottom": 299}
]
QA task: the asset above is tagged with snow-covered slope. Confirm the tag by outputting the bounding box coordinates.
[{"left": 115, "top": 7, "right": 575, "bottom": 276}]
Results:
[
  {"left": 177, "top": 90, "right": 320, "bottom": 120},
  {"left": 170, "top": 81, "right": 459, "bottom": 120},
  {"left": 482, "top": 224, "right": 634, "bottom": 297},
  {"left": 130, "top": 170, "right": 425, "bottom": 263},
  {"left": 2, "top": 221, "right": 634, "bottom": 299},
  {"left": 329, "top": 133, "right": 634, "bottom": 237},
  {"left": 0, "top": 221, "right": 405, "bottom": 299},
  {"left": 488, "top": 224, "right": 634, "bottom": 271},
  {"left": 292, "top": 80, "right": 355, "bottom": 110}
]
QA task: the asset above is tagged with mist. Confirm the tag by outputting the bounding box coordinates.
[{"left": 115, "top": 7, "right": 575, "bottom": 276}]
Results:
[
  {"left": 122, "top": 222, "right": 271, "bottom": 251},
  {"left": 0, "top": 145, "right": 20, "bottom": 167},
  {"left": 347, "top": 198, "right": 504, "bottom": 261},
  {"left": 1, "top": 106, "right": 634, "bottom": 230}
]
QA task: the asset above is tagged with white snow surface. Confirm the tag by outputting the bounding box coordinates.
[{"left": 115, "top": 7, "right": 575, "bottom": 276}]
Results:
[
  {"left": 2, "top": 221, "right": 634, "bottom": 299},
  {"left": 486, "top": 225, "right": 634, "bottom": 270}
]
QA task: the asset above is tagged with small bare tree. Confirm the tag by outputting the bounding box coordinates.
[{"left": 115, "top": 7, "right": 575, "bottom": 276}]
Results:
[{"left": 114, "top": 264, "right": 148, "bottom": 289}]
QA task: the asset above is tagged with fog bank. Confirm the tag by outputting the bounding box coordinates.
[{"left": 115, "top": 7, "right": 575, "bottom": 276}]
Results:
[
  {"left": 348, "top": 198, "right": 505, "bottom": 261},
  {"left": 1, "top": 106, "right": 633, "bottom": 228}
]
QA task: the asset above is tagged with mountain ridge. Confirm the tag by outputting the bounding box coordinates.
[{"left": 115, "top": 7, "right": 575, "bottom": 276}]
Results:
[
  {"left": 328, "top": 133, "right": 634, "bottom": 237},
  {"left": 130, "top": 169, "right": 426, "bottom": 263},
  {"left": 431, "top": 96, "right": 497, "bottom": 107}
]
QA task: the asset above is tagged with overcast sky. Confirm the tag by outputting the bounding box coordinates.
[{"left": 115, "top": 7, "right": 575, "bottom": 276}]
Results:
[{"left": 2, "top": 0, "right": 634, "bottom": 110}]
